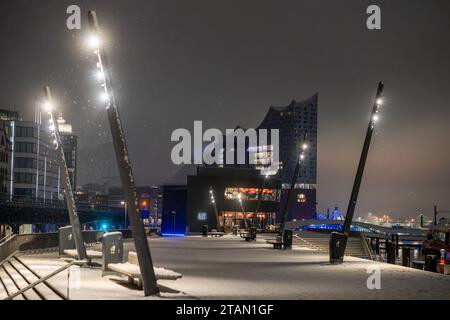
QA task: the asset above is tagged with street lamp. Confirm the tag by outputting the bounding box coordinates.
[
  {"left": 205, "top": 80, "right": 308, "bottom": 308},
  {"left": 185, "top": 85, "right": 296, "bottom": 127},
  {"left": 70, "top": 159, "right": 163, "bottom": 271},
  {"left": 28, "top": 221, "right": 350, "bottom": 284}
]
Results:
[
  {"left": 43, "top": 86, "right": 87, "bottom": 261},
  {"left": 209, "top": 187, "right": 220, "bottom": 230},
  {"left": 86, "top": 10, "right": 158, "bottom": 295},
  {"left": 331, "top": 81, "right": 385, "bottom": 264},
  {"left": 121, "top": 201, "right": 127, "bottom": 229},
  {"left": 278, "top": 134, "right": 308, "bottom": 237}
]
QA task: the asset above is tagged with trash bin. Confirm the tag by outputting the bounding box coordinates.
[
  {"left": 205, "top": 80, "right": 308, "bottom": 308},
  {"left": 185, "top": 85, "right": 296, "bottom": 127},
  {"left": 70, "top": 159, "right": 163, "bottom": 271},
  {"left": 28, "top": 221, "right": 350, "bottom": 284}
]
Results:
[
  {"left": 386, "top": 241, "right": 396, "bottom": 264},
  {"left": 329, "top": 232, "right": 347, "bottom": 264},
  {"left": 249, "top": 227, "right": 257, "bottom": 241},
  {"left": 202, "top": 225, "right": 208, "bottom": 237},
  {"left": 58, "top": 226, "right": 75, "bottom": 257},
  {"left": 102, "top": 231, "right": 124, "bottom": 276},
  {"left": 402, "top": 246, "right": 411, "bottom": 267},
  {"left": 425, "top": 254, "right": 438, "bottom": 272},
  {"left": 283, "top": 230, "right": 293, "bottom": 249}
]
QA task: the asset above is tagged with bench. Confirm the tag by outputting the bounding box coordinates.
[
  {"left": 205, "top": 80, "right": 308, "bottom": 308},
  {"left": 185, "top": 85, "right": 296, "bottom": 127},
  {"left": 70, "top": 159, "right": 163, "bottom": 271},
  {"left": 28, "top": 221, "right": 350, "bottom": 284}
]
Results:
[
  {"left": 108, "top": 252, "right": 182, "bottom": 289},
  {"left": 266, "top": 236, "right": 283, "bottom": 249},
  {"left": 209, "top": 231, "right": 225, "bottom": 237},
  {"left": 63, "top": 249, "right": 103, "bottom": 263},
  {"left": 411, "top": 260, "right": 425, "bottom": 270}
]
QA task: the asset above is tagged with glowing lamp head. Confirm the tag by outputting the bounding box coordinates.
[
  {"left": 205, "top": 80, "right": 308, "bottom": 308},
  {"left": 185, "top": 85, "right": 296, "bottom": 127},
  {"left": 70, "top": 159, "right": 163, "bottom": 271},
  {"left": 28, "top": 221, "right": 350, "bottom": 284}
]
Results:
[
  {"left": 372, "top": 114, "right": 379, "bottom": 122},
  {"left": 302, "top": 143, "right": 308, "bottom": 151},
  {"left": 376, "top": 98, "right": 383, "bottom": 106},
  {"left": 88, "top": 34, "right": 101, "bottom": 49},
  {"left": 43, "top": 102, "right": 53, "bottom": 112},
  {"left": 300, "top": 153, "right": 305, "bottom": 160},
  {"left": 100, "top": 92, "right": 109, "bottom": 103},
  {"left": 95, "top": 70, "right": 105, "bottom": 81}
]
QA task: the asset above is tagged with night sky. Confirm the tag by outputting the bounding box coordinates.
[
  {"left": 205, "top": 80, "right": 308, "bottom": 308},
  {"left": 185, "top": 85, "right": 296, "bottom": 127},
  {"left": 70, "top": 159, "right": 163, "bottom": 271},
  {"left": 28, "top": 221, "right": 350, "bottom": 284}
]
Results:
[{"left": 1, "top": 0, "right": 449, "bottom": 220}]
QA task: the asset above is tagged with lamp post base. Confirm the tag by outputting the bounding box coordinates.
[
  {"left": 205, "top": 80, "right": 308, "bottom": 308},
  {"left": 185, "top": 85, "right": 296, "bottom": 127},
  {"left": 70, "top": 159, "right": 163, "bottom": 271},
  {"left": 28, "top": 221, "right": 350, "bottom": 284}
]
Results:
[{"left": 329, "top": 232, "right": 348, "bottom": 264}]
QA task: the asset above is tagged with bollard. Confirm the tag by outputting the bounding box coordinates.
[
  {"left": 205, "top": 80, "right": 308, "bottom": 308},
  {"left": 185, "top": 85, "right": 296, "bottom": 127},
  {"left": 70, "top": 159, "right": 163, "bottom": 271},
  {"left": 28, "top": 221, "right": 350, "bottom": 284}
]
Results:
[
  {"left": 329, "top": 232, "right": 347, "bottom": 264},
  {"left": 425, "top": 255, "right": 438, "bottom": 272},
  {"left": 375, "top": 238, "right": 380, "bottom": 254},
  {"left": 202, "top": 225, "right": 208, "bottom": 237},
  {"left": 402, "top": 246, "right": 411, "bottom": 267},
  {"left": 250, "top": 227, "right": 257, "bottom": 241},
  {"left": 283, "top": 229, "right": 293, "bottom": 249},
  {"left": 386, "top": 241, "right": 396, "bottom": 264}
]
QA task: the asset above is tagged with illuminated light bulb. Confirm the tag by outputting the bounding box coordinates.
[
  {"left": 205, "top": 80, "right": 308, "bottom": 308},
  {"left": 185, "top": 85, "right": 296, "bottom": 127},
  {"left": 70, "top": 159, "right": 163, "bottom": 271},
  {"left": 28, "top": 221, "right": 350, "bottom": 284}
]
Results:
[
  {"left": 100, "top": 92, "right": 109, "bottom": 102},
  {"left": 302, "top": 143, "right": 308, "bottom": 150},
  {"left": 300, "top": 153, "right": 305, "bottom": 160},
  {"left": 88, "top": 35, "right": 101, "bottom": 48},
  {"left": 376, "top": 98, "right": 383, "bottom": 106},
  {"left": 53, "top": 139, "right": 57, "bottom": 145},
  {"left": 372, "top": 114, "right": 379, "bottom": 122},
  {"left": 96, "top": 70, "right": 105, "bottom": 81},
  {"left": 43, "top": 102, "right": 53, "bottom": 112},
  {"left": 49, "top": 124, "right": 55, "bottom": 131}
]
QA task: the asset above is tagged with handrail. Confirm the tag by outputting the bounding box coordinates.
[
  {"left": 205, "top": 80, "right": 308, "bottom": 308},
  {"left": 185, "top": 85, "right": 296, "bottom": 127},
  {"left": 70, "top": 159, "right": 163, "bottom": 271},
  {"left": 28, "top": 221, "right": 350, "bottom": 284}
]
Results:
[
  {"left": 1, "top": 263, "right": 28, "bottom": 300},
  {"left": 7, "top": 259, "right": 46, "bottom": 300},
  {"left": 4, "top": 260, "right": 85, "bottom": 300},
  {"left": 0, "top": 251, "right": 20, "bottom": 267},
  {"left": 360, "top": 234, "right": 376, "bottom": 261},
  {"left": 13, "top": 255, "right": 67, "bottom": 300},
  {"left": 0, "top": 233, "right": 15, "bottom": 245}
]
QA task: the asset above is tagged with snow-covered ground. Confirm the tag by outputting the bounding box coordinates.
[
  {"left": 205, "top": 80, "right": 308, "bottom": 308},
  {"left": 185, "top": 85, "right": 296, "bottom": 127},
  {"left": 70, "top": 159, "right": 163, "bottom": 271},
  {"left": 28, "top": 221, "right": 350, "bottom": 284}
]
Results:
[{"left": 19, "top": 235, "right": 450, "bottom": 300}]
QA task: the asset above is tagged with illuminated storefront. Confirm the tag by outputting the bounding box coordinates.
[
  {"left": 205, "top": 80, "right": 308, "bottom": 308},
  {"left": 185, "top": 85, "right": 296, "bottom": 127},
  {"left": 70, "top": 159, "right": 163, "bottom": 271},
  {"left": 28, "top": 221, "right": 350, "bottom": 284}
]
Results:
[{"left": 187, "top": 167, "right": 281, "bottom": 233}]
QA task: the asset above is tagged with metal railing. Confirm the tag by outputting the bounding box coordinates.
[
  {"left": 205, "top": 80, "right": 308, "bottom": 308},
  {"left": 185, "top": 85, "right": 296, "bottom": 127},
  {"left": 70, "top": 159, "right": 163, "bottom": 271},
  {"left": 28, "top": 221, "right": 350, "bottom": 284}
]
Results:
[
  {"left": 360, "top": 234, "right": 376, "bottom": 261},
  {"left": 0, "top": 233, "right": 14, "bottom": 245},
  {"left": 0, "top": 251, "right": 83, "bottom": 300}
]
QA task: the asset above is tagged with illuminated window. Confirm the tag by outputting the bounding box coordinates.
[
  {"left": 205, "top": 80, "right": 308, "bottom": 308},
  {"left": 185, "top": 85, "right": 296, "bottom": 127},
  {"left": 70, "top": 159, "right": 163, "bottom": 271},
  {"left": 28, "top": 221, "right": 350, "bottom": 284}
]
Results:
[
  {"left": 297, "top": 193, "right": 306, "bottom": 203},
  {"left": 224, "top": 187, "right": 279, "bottom": 201},
  {"left": 197, "top": 212, "right": 207, "bottom": 221}
]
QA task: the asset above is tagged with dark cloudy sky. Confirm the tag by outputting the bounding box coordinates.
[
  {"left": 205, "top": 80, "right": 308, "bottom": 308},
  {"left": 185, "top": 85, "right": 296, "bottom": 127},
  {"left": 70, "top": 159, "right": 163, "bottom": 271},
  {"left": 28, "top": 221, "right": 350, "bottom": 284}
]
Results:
[{"left": 0, "top": 0, "right": 449, "bottom": 220}]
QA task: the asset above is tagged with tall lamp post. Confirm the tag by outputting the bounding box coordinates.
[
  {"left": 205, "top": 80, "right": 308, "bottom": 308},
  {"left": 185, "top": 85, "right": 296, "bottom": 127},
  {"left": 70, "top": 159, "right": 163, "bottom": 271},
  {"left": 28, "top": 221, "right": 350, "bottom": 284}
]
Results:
[
  {"left": 238, "top": 193, "right": 248, "bottom": 229},
  {"left": 86, "top": 10, "right": 158, "bottom": 295},
  {"left": 278, "top": 137, "right": 308, "bottom": 237},
  {"left": 252, "top": 174, "right": 269, "bottom": 228},
  {"left": 121, "top": 201, "right": 127, "bottom": 229},
  {"left": 43, "top": 86, "right": 87, "bottom": 261},
  {"left": 209, "top": 187, "right": 220, "bottom": 230},
  {"left": 330, "top": 81, "right": 384, "bottom": 264}
]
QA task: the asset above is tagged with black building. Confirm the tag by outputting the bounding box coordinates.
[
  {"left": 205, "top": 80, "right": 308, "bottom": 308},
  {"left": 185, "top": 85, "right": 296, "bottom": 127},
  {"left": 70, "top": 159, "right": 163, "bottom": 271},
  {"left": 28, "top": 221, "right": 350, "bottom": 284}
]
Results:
[{"left": 187, "top": 167, "right": 281, "bottom": 233}]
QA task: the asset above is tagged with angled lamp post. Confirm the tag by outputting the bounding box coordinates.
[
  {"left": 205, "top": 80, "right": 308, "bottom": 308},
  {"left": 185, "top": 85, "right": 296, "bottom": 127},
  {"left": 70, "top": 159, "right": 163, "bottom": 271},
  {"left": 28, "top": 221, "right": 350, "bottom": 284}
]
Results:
[
  {"left": 252, "top": 174, "right": 269, "bottom": 228},
  {"left": 43, "top": 86, "right": 87, "bottom": 261},
  {"left": 209, "top": 187, "right": 220, "bottom": 230},
  {"left": 87, "top": 10, "right": 158, "bottom": 295},
  {"left": 330, "top": 81, "right": 384, "bottom": 264},
  {"left": 238, "top": 193, "right": 248, "bottom": 229},
  {"left": 278, "top": 134, "right": 308, "bottom": 237}
]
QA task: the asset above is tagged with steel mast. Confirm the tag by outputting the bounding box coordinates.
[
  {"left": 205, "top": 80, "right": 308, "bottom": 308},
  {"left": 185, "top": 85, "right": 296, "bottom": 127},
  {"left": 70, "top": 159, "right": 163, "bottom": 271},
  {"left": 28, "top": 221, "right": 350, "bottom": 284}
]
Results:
[
  {"left": 44, "top": 86, "right": 87, "bottom": 261},
  {"left": 87, "top": 10, "right": 158, "bottom": 295},
  {"left": 330, "top": 81, "right": 384, "bottom": 264}
]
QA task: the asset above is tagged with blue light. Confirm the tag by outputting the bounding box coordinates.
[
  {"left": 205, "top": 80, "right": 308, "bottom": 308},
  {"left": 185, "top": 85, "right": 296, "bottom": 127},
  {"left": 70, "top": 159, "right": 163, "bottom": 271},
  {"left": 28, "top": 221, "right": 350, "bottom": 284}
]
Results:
[
  {"left": 161, "top": 233, "right": 185, "bottom": 237},
  {"left": 101, "top": 224, "right": 108, "bottom": 230}
]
